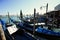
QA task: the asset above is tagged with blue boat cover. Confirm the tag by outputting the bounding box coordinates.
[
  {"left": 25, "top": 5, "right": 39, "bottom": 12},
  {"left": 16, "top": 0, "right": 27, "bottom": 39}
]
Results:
[{"left": 36, "top": 27, "right": 60, "bottom": 36}]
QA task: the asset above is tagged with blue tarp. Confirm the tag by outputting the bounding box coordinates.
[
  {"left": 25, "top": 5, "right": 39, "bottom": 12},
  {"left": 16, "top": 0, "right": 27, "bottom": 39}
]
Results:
[{"left": 36, "top": 27, "right": 60, "bottom": 36}]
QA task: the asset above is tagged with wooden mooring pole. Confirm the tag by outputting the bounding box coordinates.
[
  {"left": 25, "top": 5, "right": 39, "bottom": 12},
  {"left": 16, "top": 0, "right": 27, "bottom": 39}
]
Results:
[
  {"left": 20, "top": 10, "right": 23, "bottom": 20},
  {"left": 8, "top": 12, "right": 10, "bottom": 23},
  {"left": 33, "top": 8, "right": 36, "bottom": 35},
  {"left": 0, "top": 24, "right": 6, "bottom": 40}
]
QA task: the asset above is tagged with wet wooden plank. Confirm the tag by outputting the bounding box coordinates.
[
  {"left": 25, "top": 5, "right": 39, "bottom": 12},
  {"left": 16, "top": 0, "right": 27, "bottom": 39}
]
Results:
[{"left": 0, "top": 24, "right": 6, "bottom": 40}]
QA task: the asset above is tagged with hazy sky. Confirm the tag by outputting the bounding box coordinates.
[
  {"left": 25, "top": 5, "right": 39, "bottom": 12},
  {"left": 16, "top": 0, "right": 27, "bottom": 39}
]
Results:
[{"left": 0, "top": 0, "right": 60, "bottom": 15}]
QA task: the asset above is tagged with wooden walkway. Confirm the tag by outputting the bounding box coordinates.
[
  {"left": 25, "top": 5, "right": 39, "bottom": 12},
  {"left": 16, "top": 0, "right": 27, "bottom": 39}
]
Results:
[{"left": 0, "top": 24, "right": 6, "bottom": 40}]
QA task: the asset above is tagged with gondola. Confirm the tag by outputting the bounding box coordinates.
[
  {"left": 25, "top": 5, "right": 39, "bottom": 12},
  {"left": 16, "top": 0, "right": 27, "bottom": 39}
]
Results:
[
  {"left": 10, "top": 18, "right": 60, "bottom": 40},
  {"left": 10, "top": 18, "right": 33, "bottom": 33},
  {"left": 0, "top": 18, "right": 36, "bottom": 40}
]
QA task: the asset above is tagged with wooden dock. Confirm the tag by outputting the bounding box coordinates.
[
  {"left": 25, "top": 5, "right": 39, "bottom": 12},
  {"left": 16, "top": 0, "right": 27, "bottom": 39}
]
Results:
[{"left": 0, "top": 24, "right": 6, "bottom": 40}]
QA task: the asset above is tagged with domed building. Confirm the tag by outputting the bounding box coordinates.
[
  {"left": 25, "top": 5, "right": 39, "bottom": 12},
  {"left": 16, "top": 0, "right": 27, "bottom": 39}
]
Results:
[{"left": 55, "top": 4, "right": 60, "bottom": 11}]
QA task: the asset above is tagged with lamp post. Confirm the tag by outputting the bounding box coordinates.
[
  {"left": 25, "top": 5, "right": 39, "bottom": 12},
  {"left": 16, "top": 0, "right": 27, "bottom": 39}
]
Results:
[{"left": 40, "top": 3, "right": 48, "bottom": 14}]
